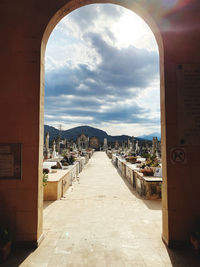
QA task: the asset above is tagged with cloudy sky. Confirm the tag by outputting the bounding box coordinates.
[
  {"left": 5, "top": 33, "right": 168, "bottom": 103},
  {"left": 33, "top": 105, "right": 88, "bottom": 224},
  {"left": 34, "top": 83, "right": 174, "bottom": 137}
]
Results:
[{"left": 45, "top": 4, "right": 160, "bottom": 136}]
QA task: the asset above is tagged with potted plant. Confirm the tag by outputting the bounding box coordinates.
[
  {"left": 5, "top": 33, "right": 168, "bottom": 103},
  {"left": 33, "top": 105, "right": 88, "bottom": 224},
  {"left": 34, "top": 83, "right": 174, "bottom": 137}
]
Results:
[
  {"left": 140, "top": 168, "right": 154, "bottom": 176},
  {"left": 0, "top": 224, "right": 12, "bottom": 261},
  {"left": 190, "top": 226, "right": 200, "bottom": 254},
  {"left": 125, "top": 156, "right": 137, "bottom": 164},
  {"left": 43, "top": 169, "right": 49, "bottom": 187}
]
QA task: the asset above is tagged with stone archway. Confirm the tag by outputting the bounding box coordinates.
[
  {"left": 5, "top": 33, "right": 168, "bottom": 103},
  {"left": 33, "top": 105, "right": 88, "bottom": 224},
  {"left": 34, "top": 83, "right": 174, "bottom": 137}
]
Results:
[
  {"left": 0, "top": 0, "right": 200, "bottom": 248},
  {"left": 41, "top": 0, "right": 165, "bottom": 246}
]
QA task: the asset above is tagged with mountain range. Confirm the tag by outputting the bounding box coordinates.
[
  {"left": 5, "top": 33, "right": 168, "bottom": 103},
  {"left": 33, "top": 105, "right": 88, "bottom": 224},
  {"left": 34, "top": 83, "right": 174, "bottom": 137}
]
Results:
[
  {"left": 139, "top": 132, "right": 161, "bottom": 141},
  {"left": 44, "top": 125, "right": 160, "bottom": 143}
]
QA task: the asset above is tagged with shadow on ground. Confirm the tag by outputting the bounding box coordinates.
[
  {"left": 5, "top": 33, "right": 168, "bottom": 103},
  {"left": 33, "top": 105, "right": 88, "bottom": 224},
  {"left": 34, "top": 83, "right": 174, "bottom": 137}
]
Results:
[
  {"left": 165, "top": 245, "right": 200, "bottom": 266},
  {"left": 3, "top": 242, "right": 200, "bottom": 266},
  {"left": 0, "top": 247, "right": 34, "bottom": 267},
  {"left": 43, "top": 200, "right": 55, "bottom": 210}
]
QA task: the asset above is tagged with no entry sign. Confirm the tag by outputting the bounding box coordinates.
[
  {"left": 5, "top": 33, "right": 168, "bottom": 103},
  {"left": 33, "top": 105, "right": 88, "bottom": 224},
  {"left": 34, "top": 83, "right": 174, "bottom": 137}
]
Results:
[{"left": 170, "top": 147, "right": 187, "bottom": 164}]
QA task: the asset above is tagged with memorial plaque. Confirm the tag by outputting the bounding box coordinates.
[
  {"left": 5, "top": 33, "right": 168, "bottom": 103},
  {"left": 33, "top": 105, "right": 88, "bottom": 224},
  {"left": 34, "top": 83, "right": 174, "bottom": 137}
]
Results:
[
  {"left": 154, "top": 168, "right": 162, "bottom": 177},
  {"left": 0, "top": 144, "right": 22, "bottom": 179},
  {"left": 177, "top": 64, "right": 200, "bottom": 145}
]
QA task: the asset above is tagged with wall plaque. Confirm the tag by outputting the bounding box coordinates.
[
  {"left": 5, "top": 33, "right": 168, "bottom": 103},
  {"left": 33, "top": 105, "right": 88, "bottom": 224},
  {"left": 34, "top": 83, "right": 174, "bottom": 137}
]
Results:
[
  {"left": 177, "top": 64, "right": 200, "bottom": 145},
  {"left": 0, "top": 144, "right": 22, "bottom": 180}
]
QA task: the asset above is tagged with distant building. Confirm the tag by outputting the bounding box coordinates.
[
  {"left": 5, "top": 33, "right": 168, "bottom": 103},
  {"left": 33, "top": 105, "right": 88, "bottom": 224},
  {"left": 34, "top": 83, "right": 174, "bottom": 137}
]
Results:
[
  {"left": 152, "top": 137, "right": 158, "bottom": 155},
  {"left": 128, "top": 138, "right": 131, "bottom": 149},
  {"left": 135, "top": 140, "right": 139, "bottom": 153},
  {"left": 90, "top": 136, "right": 100, "bottom": 151},
  {"left": 43, "top": 132, "right": 50, "bottom": 159},
  {"left": 131, "top": 136, "right": 135, "bottom": 152},
  {"left": 115, "top": 140, "right": 119, "bottom": 149},
  {"left": 103, "top": 138, "right": 108, "bottom": 150},
  {"left": 77, "top": 133, "right": 89, "bottom": 150},
  {"left": 52, "top": 140, "right": 57, "bottom": 158}
]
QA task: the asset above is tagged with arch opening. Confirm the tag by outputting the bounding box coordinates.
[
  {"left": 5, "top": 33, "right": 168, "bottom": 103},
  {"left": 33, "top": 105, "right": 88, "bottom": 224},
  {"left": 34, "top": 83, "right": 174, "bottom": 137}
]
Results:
[
  {"left": 1, "top": 0, "right": 200, "bottom": 260},
  {"left": 41, "top": 1, "right": 165, "bottom": 248}
]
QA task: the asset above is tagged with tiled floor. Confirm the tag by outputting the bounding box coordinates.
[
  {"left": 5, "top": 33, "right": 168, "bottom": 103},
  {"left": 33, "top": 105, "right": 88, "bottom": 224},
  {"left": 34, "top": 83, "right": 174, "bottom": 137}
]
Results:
[{"left": 2, "top": 152, "right": 200, "bottom": 266}]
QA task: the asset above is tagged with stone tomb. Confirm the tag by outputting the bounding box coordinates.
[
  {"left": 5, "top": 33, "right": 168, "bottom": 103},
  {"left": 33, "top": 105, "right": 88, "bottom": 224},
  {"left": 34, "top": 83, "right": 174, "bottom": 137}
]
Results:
[{"left": 111, "top": 154, "right": 162, "bottom": 200}]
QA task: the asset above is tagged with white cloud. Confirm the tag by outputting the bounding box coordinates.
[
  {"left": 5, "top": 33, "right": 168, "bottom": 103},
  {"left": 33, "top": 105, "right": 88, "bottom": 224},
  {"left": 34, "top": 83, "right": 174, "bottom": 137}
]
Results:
[
  {"left": 60, "top": 115, "right": 94, "bottom": 121},
  {"left": 44, "top": 4, "right": 160, "bottom": 136}
]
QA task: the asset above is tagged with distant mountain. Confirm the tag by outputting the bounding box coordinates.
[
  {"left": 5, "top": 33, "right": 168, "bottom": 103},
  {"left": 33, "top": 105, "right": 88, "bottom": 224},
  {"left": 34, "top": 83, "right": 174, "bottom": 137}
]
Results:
[
  {"left": 44, "top": 125, "right": 132, "bottom": 143},
  {"left": 62, "top": 125, "right": 108, "bottom": 142},
  {"left": 44, "top": 124, "right": 155, "bottom": 143},
  {"left": 137, "top": 132, "right": 161, "bottom": 141},
  {"left": 44, "top": 125, "right": 60, "bottom": 140}
]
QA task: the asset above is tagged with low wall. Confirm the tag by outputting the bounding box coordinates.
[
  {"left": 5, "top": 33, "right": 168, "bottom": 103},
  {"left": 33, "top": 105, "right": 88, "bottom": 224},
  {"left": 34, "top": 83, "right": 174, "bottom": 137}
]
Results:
[
  {"left": 110, "top": 153, "right": 162, "bottom": 200},
  {"left": 107, "top": 151, "right": 112, "bottom": 159},
  {"left": 76, "top": 157, "right": 85, "bottom": 173},
  {"left": 44, "top": 164, "right": 77, "bottom": 201},
  {"left": 44, "top": 153, "right": 93, "bottom": 201}
]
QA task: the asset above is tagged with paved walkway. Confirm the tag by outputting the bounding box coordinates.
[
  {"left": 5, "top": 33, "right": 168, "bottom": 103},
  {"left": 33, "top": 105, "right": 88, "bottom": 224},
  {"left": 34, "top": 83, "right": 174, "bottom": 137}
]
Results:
[{"left": 4, "top": 152, "right": 199, "bottom": 266}]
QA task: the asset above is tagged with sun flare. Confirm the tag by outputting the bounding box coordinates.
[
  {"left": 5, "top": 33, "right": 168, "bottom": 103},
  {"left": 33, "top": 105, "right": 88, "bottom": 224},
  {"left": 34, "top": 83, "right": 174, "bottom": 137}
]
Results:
[{"left": 111, "top": 11, "right": 157, "bottom": 51}]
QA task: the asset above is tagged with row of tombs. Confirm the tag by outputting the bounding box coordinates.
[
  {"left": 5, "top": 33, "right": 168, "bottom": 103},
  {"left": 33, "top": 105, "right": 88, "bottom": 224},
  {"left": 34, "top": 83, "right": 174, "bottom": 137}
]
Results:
[
  {"left": 43, "top": 150, "right": 94, "bottom": 200},
  {"left": 108, "top": 151, "right": 162, "bottom": 200}
]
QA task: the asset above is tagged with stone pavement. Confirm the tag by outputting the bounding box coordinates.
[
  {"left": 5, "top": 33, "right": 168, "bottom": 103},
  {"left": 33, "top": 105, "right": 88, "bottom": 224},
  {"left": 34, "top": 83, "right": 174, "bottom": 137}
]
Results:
[{"left": 3, "top": 152, "right": 200, "bottom": 266}]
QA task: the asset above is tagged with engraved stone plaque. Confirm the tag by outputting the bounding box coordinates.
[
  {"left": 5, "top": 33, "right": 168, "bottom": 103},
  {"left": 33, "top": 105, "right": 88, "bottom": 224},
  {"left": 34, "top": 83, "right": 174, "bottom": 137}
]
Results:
[
  {"left": 0, "top": 144, "right": 22, "bottom": 179},
  {"left": 177, "top": 64, "right": 200, "bottom": 145}
]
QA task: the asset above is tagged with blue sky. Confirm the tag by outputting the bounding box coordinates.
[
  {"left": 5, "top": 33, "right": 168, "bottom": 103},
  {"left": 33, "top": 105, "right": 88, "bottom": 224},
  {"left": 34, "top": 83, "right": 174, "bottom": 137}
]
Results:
[{"left": 44, "top": 4, "right": 160, "bottom": 136}]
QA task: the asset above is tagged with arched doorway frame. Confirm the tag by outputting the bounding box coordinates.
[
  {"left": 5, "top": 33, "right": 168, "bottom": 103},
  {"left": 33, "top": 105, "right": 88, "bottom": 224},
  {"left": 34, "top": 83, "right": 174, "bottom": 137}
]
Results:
[{"left": 40, "top": 0, "right": 166, "bottom": 244}]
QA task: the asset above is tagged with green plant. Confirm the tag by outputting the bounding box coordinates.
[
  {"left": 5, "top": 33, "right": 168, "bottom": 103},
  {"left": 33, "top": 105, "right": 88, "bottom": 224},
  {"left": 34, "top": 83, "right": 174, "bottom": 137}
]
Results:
[
  {"left": 43, "top": 172, "right": 48, "bottom": 187},
  {"left": 0, "top": 225, "right": 12, "bottom": 246},
  {"left": 150, "top": 154, "right": 157, "bottom": 161},
  {"left": 141, "top": 153, "right": 150, "bottom": 159},
  {"left": 146, "top": 160, "right": 152, "bottom": 167},
  {"left": 69, "top": 155, "right": 75, "bottom": 165},
  {"left": 152, "top": 162, "right": 159, "bottom": 167},
  {"left": 62, "top": 151, "right": 68, "bottom": 159},
  {"left": 141, "top": 163, "right": 146, "bottom": 169}
]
